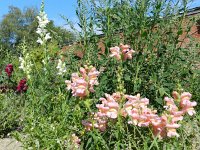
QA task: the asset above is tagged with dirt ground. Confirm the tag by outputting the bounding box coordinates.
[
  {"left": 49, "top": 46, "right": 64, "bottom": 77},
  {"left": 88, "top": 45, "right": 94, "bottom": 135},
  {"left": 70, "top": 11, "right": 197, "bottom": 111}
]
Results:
[{"left": 0, "top": 138, "right": 22, "bottom": 150}]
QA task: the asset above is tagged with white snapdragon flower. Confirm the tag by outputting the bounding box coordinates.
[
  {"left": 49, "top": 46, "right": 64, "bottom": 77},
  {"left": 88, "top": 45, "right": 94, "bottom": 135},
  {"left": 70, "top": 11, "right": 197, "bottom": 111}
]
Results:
[
  {"left": 45, "top": 33, "right": 51, "bottom": 41},
  {"left": 36, "top": 6, "right": 51, "bottom": 45},
  {"left": 36, "top": 1, "right": 52, "bottom": 72},
  {"left": 42, "top": 59, "right": 46, "bottom": 65},
  {"left": 56, "top": 59, "right": 67, "bottom": 75},
  {"left": 36, "top": 38, "right": 44, "bottom": 45},
  {"left": 37, "top": 14, "right": 49, "bottom": 28},
  {"left": 19, "top": 57, "right": 25, "bottom": 70},
  {"left": 19, "top": 53, "right": 33, "bottom": 79},
  {"left": 36, "top": 28, "right": 47, "bottom": 36}
]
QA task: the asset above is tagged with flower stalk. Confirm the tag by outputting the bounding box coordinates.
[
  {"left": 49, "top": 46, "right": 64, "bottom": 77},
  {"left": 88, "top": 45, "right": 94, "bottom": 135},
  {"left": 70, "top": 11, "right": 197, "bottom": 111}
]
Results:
[
  {"left": 18, "top": 38, "right": 33, "bottom": 80},
  {"left": 36, "top": 0, "right": 51, "bottom": 70}
]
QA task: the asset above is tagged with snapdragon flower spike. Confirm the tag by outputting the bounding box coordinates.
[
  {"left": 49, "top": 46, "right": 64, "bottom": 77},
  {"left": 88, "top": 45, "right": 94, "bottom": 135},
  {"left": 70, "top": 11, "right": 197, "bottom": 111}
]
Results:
[
  {"left": 82, "top": 113, "right": 107, "bottom": 132},
  {"left": 82, "top": 91, "right": 197, "bottom": 139},
  {"left": 82, "top": 93, "right": 122, "bottom": 132},
  {"left": 5, "top": 64, "right": 13, "bottom": 77},
  {"left": 151, "top": 114, "right": 181, "bottom": 138},
  {"left": 123, "top": 91, "right": 197, "bottom": 139},
  {"left": 71, "top": 134, "right": 81, "bottom": 148},
  {"left": 56, "top": 59, "right": 66, "bottom": 75},
  {"left": 16, "top": 79, "right": 28, "bottom": 93},
  {"left": 124, "top": 94, "right": 158, "bottom": 127},
  {"left": 151, "top": 91, "right": 197, "bottom": 138},
  {"left": 179, "top": 92, "right": 197, "bottom": 116},
  {"left": 65, "top": 65, "right": 100, "bottom": 98},
  {"left": 36, "top": 2, "right": 51, "bottom": 45},
  {"left": 151, "top": 97, "right": 182, "bottom": 138},
  {"left": 122, "top": 94, "right": 181, "bottom": 138},
  {"left": 110, "top": 44, "right": 135, "bottom": 61},
  {"left": 96, "top": 93, "right": 121, "bottom": 119},
  {"left": 19, "top": 53, "right": 33, "bottom": 79},
  {"left": 163, "top": 97, "right": 184, "bottom": 122}
]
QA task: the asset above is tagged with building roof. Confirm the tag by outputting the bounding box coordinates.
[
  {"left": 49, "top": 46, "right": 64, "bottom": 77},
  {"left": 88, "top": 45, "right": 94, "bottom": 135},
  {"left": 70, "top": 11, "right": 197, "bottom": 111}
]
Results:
[{"left": 186, "top": 7, "right": 200, "bottom": 16}]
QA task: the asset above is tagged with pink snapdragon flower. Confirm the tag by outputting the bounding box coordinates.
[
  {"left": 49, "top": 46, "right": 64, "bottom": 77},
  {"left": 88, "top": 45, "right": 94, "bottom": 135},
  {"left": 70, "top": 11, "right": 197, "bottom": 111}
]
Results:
[
  {"left": 96, "top": 93, "right": 120, "bottom": 119},
  {"left": 151, "top": 97, "right": 182, "bottom": 138},
  {"left": 179, "top": 92, "right": 197, "bottom": 116},
  {"left": 82, "top": 113, "right": 107, "bottom": 132},
  {"left": 110, "top": 44, "right": 135, "bottom": 61},
  {"left": 110, "top": 46, "right": 121, "bottom": 60},
  {"left": 124, "top": 94, "right": 157, "bottom": 127},
  {"left": 151, "top": 114, "right": 181, "bottom": 138},
  {"left": 82, "top": 91, "right": 197, "bottom": 139},
  {"left": 120, "top": 44, "right": 135, "bottom": 61},
  {"left": 82, "top": 120, "right": 93, "bottom": 131},
  {"left": 65, "top": 65, "right": 100, "bottom": 98},
  {"left": 172, "top": 91, "right": 197, "bottom": 116},
  {"left": 164, "top": 97, "right": 184, "bottom": 122},
  {"left": 123, "top": 91, "right": 197, "bottom": 139},
  {"left": 5, "top": 64, "right": 14, "bottom": 77},
  {"left": 82, "top": 93, "right": 122, "bottom": 132},
  {"left": 151, "top": 91, "right": 197, "bottom": 138},
  {"left": 71, "top": 134, "right": 81, "bottom": 148}
]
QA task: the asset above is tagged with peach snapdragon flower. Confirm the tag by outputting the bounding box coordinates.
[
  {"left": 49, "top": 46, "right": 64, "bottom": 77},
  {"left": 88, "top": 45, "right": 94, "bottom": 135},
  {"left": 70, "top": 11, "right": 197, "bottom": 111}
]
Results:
[
  {"left": 151, "top": 91, "right": 197, "bottom": 138},
  {"left": 123, "top": 91, "right": 197, "bottom": 139},
  {"left": 179, "top": 92, "right": 197, "bottom": 116},
  {"left": 123, "top": 94, "right": 158, "bottom": 127},
  {"left": 120, "top": 44, "right": 135, "bottom": 61},
  {"left": 96, "top": 93, "right": 121, "bottom": 119},
  {"left": 151, "top": 114, "right": 181, "bottom": 138},
  {"left": 110, "top": 46, "right": 121, "bottom": 60},
  {"left": 82, "top": 91, "right": 197, "bottom": 139},
  {"left": 82, "top": 93, "right": 122, "bottom": 132},
  {"left": 172, "top": 91, "right": 197, "bottom": 116},
  {"left": 151, "top": 97, "right": 181, "bottom": 138},
  {"left": 71, "top": 134, "right": 81, "bottom": 149},
  {"left": 65, "top": 65, "right": 100, "bottom": 98},
  {"left": 122, "top": 94, "right": 182, "bottom": 138},
  {"left": 163, "top": 97, "right": 184, "bottom": 122},
  {"left": 110, "top": 44, "right": 135, "bottom": 61},
  {"left": 82, "top": 113, "right": 107, "bottom": 132}
]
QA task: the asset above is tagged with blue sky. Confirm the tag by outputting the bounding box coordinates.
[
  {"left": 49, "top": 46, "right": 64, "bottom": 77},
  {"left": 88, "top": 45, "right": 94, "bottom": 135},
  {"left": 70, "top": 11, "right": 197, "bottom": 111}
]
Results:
[
  {"left": 189, "top": 0, "right": 200, "bottom": 8},
  {"left": 0, "top": 0, "right": 77, "bottom": 26},
  {"left": 0, "top": 0, "right": 200, "bottom": 27}
]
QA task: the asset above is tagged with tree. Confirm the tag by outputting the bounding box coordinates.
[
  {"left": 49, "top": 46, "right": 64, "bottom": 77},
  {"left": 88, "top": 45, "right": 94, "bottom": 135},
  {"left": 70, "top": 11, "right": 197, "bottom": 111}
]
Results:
[
  {"left": 47, "top": 21, "right": 76, "bottom": 47},
  {"left": 0, "top": 6, "right": 76, "bottom": 52},
  {"left": 0, "top": 6, "right": 39, "bottom": 49}
]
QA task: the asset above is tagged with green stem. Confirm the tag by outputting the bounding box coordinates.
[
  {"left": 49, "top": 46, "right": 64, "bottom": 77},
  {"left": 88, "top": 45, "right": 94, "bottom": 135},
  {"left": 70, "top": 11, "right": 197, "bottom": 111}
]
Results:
[{"left": 117, "top": 60, "right": 124, "bottom": 94}]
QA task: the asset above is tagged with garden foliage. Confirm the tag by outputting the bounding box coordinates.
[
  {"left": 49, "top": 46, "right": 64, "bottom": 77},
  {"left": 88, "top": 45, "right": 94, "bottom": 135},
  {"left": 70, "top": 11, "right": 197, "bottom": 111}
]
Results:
[{"left": 0, "top": 0, "right": 200, "bottom": 149}]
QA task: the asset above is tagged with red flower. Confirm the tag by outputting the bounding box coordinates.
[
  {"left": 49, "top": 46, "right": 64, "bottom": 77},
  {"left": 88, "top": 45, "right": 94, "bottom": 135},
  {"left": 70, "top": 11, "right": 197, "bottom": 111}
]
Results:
[
  {"left": 16, "top": 79, "right": 28, "bottom": 93},
  {"left": 5, "top": 64, "right": 13, "bottom": 77}
]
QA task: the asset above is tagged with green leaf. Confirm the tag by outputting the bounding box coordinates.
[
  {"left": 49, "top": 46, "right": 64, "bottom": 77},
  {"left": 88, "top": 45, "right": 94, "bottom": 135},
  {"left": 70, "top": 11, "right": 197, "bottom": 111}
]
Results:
[
  {"left": 155, "top": 98, "right": 163, "bottom": 105},
  {"left": 158, "top": 87, "right": 165, "bottom": 97},
  {"left": 124, "top": 74, "right": 131, "bottom": 81}
]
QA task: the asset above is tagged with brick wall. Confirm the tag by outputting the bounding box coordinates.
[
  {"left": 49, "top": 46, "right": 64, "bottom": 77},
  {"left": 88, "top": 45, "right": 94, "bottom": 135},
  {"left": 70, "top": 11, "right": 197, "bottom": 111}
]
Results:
[{"left": 61, "top": 13, "right": 200, "bottom": 58}]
